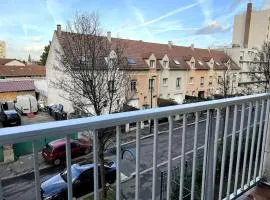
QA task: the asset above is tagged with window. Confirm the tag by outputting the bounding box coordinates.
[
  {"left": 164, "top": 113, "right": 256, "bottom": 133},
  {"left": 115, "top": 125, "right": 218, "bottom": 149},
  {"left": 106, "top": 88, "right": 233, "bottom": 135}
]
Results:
[
  {"left": 83, "top": 80, "right": 93, "bottom": 95},
  {"left": 192, "top": 91, "right": 196, "bottom": 96},
  {"left": 233, "top": 74, "right": 237, "bottom": 83},
  {"left": 218, "top": 76, "right": 222, "bottom": 84},
  {"left": 176, "top": 77, "right": 181, "bottom": 88},
  {"left": 131, "top": 80, "right": 137, "bottom": 91},
  {"left": 149, "top": 79, "right": 154, "bottom": 89},
  {"left": 198, "top": 61, "right": 203, "bottom": 66},
  {"left": 163, "top": 61, "right": 168, "bottom": 68},
  {"left": 200, "top": 77, "right": 204, "bottom": 86},
  {"left": 127, "top": 57, "right": 136, "bottom": 65},
  {"left": 209, "top": 76, "right": 213, "bottom": 86},
  {"left": 150, "top": 60, "right": 155, "bottom": 68},
  {"left": 174, "top": 59, "right": 180, "bottom": 65},
  {"left": 189, "top": 77, "right": 194, "bottom": 84},
  {"left": 163, "top": 78, "right": 168, "bottom": 86},
  {"left": 108, "top": 80, "right": 115, "bottom": 92}
]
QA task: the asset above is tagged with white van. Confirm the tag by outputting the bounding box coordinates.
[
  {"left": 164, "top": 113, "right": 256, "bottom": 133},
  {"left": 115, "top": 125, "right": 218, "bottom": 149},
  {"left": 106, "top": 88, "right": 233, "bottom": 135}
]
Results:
[{"left": 15, "top": 95, "right": 38, "bottom": 114}]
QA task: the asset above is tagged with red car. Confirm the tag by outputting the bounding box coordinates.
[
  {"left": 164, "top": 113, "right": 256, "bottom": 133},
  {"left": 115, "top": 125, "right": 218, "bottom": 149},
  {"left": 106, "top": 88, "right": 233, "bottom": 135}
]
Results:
[{"left": 42, "top": 138, "right": 92, "bottom": 165}]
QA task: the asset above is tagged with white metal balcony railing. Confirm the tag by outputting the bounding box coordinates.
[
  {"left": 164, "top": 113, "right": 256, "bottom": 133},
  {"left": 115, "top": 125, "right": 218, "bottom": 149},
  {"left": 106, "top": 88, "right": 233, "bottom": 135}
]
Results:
[{"left": 0, "top": 93, "right": 270, "bottom": 200}]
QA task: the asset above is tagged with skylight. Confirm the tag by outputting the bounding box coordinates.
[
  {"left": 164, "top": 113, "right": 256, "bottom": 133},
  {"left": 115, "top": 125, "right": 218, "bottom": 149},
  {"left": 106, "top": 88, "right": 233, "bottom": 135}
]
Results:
[
  {"left": 127, "top": 57, "right": 136, "bottom": 65},
  {"left": 174, "top": 59, "right": 180, "bottom": 65},
  {"left": 198, "top": 61, "right": 203, "bottom": 66},
  {"left": 216, "top": 62, "right": 221, "bottom": 66}
]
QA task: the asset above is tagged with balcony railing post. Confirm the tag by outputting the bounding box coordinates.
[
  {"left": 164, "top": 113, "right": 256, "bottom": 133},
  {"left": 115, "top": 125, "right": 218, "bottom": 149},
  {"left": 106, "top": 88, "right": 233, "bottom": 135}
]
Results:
[
  {"left": 262, "top": 99, "right": 270, "bottom": 183},
  {"left": 203, "top": 109, "right": 215, "bottom": 200},
  {"left": 0, "top": 179, "right": 2, "bottom": 200}
]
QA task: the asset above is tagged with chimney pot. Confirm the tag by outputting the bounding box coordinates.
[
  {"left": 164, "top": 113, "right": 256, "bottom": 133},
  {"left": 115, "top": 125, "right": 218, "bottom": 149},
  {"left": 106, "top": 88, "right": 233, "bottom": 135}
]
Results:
[
  {"left": 57, "top": 24, "right": 61, "bottom": 35},
  {"left": 107, "top": 31, "right": 111, "bottom": 42},
  {"left": 191, "top": 43, "right": 194, "bottom": 50},
  {"left": 168, "top": 41, "right": 173, "bottom": 48}
]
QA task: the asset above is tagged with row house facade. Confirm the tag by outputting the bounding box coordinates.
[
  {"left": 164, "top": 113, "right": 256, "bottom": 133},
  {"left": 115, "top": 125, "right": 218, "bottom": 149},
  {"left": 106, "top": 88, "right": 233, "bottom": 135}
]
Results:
[{"left": 46, "top": 25, "right": 240, "bottom": 114}]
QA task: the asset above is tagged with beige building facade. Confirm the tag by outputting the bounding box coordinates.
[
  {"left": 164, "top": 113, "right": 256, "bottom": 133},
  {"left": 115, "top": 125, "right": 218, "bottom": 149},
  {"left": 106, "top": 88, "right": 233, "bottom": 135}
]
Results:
[
  {"left": 0, "top": 41, "right": 6, "bottom": 58},
  {"left": 233, "top": 3, "right": 270, "bottom": 49}
]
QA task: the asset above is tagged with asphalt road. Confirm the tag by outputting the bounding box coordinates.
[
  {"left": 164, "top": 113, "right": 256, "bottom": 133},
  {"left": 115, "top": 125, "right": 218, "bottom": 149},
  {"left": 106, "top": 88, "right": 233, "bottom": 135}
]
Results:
[{"left": 1, "top": 104, "right": 264, "bottom": 200}]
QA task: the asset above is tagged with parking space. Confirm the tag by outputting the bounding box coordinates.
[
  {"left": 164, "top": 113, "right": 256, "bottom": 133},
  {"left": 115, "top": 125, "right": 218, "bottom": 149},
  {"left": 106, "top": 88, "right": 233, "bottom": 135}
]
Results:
[{"left": 20, "top": 112, "right": 55, "bottom": 125}]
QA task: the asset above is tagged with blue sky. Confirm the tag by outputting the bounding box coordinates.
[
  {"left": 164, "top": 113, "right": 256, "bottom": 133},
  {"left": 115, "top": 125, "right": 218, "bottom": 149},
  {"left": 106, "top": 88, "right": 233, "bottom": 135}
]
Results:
[{"left": 0, "top": 0, "right": 269, "bottom": 60}]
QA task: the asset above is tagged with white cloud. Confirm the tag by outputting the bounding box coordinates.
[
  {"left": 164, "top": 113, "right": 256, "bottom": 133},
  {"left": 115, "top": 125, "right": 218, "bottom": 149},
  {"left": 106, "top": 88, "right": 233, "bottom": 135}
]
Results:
[
  {"left": 126, "top": 2, "right": 199, "bottom": 30},
  {"left": 32, "top": 36, "right": 41, "bottom": 42},
  {"left": 24, "top": 44, "right": 44, "bottom": 52},
  {"left": 262, "top": 0, "right": 270, "bottom": 9},
  {"left": 195, "top": 21, "right": 231, "bottom": 35},
  {"left": 197, "top": 0, "right": 212, "bottom": 23},
  {"left": 22, "top": 24, "right": 41, "bottom": 36},
  {"left": 151, "top": 20, "right": 198, "bottom": 33}
]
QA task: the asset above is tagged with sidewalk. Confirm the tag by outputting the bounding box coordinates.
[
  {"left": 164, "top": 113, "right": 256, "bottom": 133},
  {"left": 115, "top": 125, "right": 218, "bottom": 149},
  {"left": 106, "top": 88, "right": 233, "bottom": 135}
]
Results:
[{"left": 0, "top": 153, "right": 50, "bottom": 180}]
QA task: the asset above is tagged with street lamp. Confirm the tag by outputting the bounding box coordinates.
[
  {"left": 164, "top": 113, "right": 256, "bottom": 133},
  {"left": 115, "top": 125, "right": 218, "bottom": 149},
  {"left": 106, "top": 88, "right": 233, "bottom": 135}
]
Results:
[{"left": 149, "top": 75, "right": 156, "bottom": 133}]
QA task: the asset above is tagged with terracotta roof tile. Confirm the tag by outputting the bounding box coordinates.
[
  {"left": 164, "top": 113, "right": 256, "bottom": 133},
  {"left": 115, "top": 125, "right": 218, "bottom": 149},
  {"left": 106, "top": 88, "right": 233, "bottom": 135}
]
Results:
[
  {"left": 0, "top": 80, "right": 35, "bottom": 92},
  {"left": 0, "top": 65, "right": 45, "bottom": 77},
  {"left": 56, "top": 31, "right": 239, "bottom": 71},
  {"left": 0, "top": 58, "right": 16, "bottom": 65}
]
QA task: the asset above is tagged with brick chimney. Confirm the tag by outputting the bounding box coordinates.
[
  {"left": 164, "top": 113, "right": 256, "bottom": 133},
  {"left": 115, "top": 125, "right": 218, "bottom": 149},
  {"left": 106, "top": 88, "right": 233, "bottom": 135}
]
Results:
[
  {"left": 107, "top": 31, "right": 111, "bottom": 42},
  {"left": 243, "top": 2, "right": 252, "bottom": 48},
  {"left": 56, "top": 24, "right": 61, "bottom": 35}
]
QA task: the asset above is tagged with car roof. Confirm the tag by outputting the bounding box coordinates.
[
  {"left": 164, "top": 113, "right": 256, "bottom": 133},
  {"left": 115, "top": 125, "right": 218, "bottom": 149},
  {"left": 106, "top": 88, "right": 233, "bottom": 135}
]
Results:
[
  {"left": 49, "top": 138, "right": 76, "bottom": 147},
  {"left": 71, "top": 160, "right": 116, "bottom": 173},
  {"left": 4, "top": 110, "right": 18, "bottom": 115}
]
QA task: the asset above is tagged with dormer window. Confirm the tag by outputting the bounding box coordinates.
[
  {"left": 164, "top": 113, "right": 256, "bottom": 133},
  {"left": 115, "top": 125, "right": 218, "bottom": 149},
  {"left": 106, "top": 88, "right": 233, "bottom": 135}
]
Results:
[
  {"left": 174, "top": 59, "right": 180, "bottom": 65},
  {"left": 150, "top": 60, "right": 155, "bottom": 68}
]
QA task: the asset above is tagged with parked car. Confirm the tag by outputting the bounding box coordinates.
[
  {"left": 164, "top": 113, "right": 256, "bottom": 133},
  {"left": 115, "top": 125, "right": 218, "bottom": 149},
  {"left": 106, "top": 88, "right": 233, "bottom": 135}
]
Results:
[
  {"left": 47, "top": 104, "right": 67, "bottom": 120},
  {"left": 40, "top": 161, "right": 116, "bottom": 200},
  {"left": 42, "top": 138, "right": 92, "bottom": 165},
  {"left": 15, "top": 95, "right": 38, "bottom": 114},
  {"left": 0, "top": 110, "right": 21, "bottom": 127}
]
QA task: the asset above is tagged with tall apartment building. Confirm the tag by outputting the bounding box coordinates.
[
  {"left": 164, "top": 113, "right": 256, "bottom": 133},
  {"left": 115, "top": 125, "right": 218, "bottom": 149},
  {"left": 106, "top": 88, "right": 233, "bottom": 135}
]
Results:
[
  {"left": 226, "top": 2, "right": 270, "bottom": 93},
  {"left": 233, "top": 2, "right": 270, "bottom": 49},
  {"left": 0, "top": 41, "right": 6, "bottom": 58}
]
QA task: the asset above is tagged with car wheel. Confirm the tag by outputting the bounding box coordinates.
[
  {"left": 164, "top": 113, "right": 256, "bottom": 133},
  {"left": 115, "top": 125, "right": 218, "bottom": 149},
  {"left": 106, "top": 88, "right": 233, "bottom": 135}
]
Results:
[
  {"left": 84, "top": 148, "right": 90, "bottom": 155},
  {"left": 53, "top": 159, "right": 61, "bottom": 166}
]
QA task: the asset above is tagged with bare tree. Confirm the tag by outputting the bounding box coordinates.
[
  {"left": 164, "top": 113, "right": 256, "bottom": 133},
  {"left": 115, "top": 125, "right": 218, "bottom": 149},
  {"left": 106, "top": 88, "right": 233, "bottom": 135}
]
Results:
[
  {"left": 216, "top": 67, "right": 237, "bottom": 98},
  {"left": 248, "top": 42, "right": 270, "bottom": 93},
  {"left": 51, "top": 12, "right": 131, "bottom": 199}
]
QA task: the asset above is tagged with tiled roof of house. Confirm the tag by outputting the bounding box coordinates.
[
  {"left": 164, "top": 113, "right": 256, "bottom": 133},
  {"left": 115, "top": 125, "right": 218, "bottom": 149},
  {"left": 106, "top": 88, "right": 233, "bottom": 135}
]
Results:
[
  {"left": 55, "top": 31, "right": 239, "bottom": 71},
  {"left": 0, "top": 58, "right": 15, "bottom": 65},
  {"left": 0, "top": 80, "right": 35, "bottom": 92},
  {"left": 0, "top": 65, "right": 45, "bottom": 77}
]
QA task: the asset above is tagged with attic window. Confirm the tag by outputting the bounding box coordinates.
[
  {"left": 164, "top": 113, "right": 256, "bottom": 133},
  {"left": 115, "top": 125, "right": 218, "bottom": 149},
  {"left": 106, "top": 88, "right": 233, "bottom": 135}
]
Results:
[
  {"left": 127, "top": 57, "right": 136, "bottom": 65},
  {"left": 174, "top": 59, "right": 180, "bottom": 65},
  {"left": 198, "top": 61, "right": 203, "bottom": 66}
]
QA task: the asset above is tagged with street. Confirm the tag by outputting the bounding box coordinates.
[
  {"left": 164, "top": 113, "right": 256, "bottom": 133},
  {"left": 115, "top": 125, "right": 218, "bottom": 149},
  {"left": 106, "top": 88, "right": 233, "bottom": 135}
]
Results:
[{"left": 1, "top": 104, "right": 263, "bottom": 200}]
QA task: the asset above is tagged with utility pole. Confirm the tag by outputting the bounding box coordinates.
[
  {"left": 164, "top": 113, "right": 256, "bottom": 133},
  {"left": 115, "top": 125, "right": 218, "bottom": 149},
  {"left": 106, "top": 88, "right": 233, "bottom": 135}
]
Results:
[{"left": 149, "top": 76, "right": 156, "bottom": 134}]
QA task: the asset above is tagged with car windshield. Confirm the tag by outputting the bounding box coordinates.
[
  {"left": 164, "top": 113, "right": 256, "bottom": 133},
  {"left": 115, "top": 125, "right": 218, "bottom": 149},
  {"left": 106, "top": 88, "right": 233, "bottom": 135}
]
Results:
[
  {"left": 46, "top": 144, "right": 53, "bottom": 152},
  {"left": 60, "top": 167, "right": 81, "bottom": 182},
  {"left": 7, "top": 113, "right": 18, "bottom": 118}
]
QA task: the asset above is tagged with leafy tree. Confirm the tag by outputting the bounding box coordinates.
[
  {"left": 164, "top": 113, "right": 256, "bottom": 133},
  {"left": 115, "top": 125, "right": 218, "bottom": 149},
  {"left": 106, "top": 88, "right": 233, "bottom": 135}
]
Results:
[{"left": 40, "top": 41, "right": 51, "bottom": 65}]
